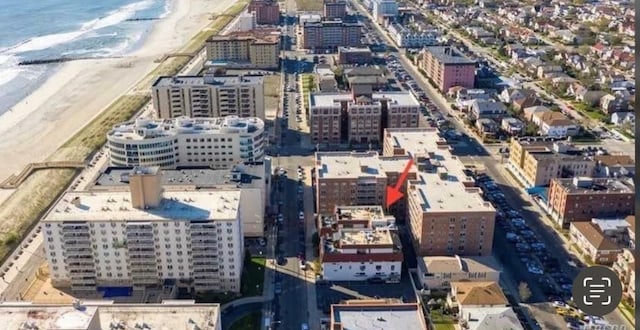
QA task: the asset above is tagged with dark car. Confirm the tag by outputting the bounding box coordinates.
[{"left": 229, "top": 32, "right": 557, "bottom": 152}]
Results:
[{"left": 367, "top": 277, "right": 385, "bottom": 284}]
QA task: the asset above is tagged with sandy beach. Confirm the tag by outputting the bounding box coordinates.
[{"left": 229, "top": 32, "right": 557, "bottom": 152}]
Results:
[{"left": 0, "top": 0, "right": 237, "bottom": 180}]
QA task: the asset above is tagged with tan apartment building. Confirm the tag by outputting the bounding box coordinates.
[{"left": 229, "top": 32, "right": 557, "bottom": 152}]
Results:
[
  {"left": 308, "top": 91, "right": 420, "bottom": 144},
  {"left": 302, "top": 20, "right": 363, "bottom": 50},
  {"left": 205, "top": 31, "right": 280, "bottom": 69},
  {"left": 314, "top": 151, "right": 417, "bottom": 216},
  {"left": 151, "top": 74, "right": 265, "bottom": 120},
  {"left": 419, "top": 46, "right": 476, "bottom": 92},
  {"left": 613, "top": 248, "right": 636, "bottom": 305},
  {"left": 417, "top": 255, "right": 501, "bottom": 290},
  {"left": 569, "top": 222, "right": 623, "bottom": 265},
  {"left": 383, "top": 128, "right": 496, "bottom": 256},
  {"left": 547, "top": 177, "right": 635, "bottom": 227},
  {"left": 507, "top": 139, "right": 595, "bottom": 187}
]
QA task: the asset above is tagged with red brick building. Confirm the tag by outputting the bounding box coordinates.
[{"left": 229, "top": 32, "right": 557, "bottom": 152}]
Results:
[{"left": 248, "top": 0, "right": 280, "bottom": 25}]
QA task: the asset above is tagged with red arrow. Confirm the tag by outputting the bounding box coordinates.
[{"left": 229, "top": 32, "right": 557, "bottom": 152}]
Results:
[{"left": 385, "top": 158, "right": 414, "bottom": 208}]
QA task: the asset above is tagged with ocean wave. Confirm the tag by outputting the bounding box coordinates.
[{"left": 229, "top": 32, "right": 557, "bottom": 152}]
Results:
[
  {"left": 0, "top": 55, "right": 24, "bottom": 86},
  {"left": 5, "top": 0, "right": 155, "bottom": 55}
]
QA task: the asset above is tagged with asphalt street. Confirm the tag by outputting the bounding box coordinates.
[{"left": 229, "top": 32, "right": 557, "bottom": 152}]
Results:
[{"left": 221, "top": 302, "right": 263, "bottom": 330}]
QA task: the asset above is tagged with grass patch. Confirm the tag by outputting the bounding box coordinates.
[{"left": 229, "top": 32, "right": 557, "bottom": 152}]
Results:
[
  {"left": 0, "top": 2, "right": 250, "bottom": 265},
  {"left": 229, "top": 311, "right": 262, "bottom": 330},
  {"left": 620, "top": 300, "right": 636, "bottom": 327},
  {"left": 430, "top": 310, "right": 456, "bottom": 330},
  {"left": 295, "top": 0, "right": 323, "bottom": 11},
  {"left": 241, "top": 257, "right": 266, "bottom": 296},
  {"left": 264, "top": 74, "right": 282, "bottom": 113}
]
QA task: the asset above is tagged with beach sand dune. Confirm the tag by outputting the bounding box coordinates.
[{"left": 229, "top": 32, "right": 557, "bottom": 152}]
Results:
[{"left": 0, "top": 0, "right": 236, "bottom": 180}]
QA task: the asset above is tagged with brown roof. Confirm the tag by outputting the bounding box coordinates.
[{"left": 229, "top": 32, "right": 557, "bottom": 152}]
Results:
[
  {"left": 626, "top": 216, "right": 635, "bottom": 235},
  {"left": 594, "top": 155, "right": 635, "bottom": 167},
  {"left": 535, "top": 111, "right": 572, "bottom": 126},
  {"left": 451, "top": 281, "right": 508, "bottom": 306},
  {"left": 571, "top": 222, "right": 622, "bottom": 251}
]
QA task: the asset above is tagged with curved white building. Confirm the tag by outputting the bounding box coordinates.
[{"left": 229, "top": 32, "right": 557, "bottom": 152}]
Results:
[{"left": 107, "top": 116, "right": 265, "bottom": 168}]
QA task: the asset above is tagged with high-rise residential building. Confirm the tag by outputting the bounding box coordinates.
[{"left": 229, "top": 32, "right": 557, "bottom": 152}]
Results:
[
  {"left": 302, "top": 20, "right": 363, "bottom": 50},
  {"left": 205, "top": 31, "right": 280, "bottom": 69},
  {"left": 382, "top": 128, "right": 496, "bottom": 256},
  {"left": 107, "top": 116, "right": 265, "bottom": 168},
  {"left": 314, "top": 151, "right": 417, "bottom": 215},
  {"left": 93, "top": 161, "right": 272, "bottom": 237},
  {"left": 324, "top": 0, "right": 348, "bottom": 19},
  {"left": 248, "top": 0, "right": 280, "bottom": 25},
  {"left": 308, "top": 91, "right": 420, "bottom": 144},
  {"left": 43, "top": 167, "right": 244, "bottom": 293},
  {"left": 152, "top": 75, "right": 265, "bottom": 119},
  {"left": 371, "top": 0, "right": 398, "bottom": 22},
  {"left": 547, "top": 177, "right": 635, "bottom": 227},
  {"left": 0, "top": 301, "right": 221, "bottom": 330},
  {"left": 420, "top": 46, "right": 476, "bottom": 92},
  {"left": 507, "top": 139, "right": 595, "bottom": 188}
]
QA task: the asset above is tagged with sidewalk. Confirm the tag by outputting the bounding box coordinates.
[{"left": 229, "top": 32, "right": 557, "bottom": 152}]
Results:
[{"left": 303, "top": 166, "right": 320, "bottom": 330}]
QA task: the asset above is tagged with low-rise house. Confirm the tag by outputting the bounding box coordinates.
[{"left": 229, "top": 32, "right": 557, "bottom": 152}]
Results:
[
  {"left": 447, "top": 281, "right": 509, "bottom": 313},
  {"left": 523, "top": 105, "right": 549, "bottom": 121},
  {"left": 593, "top": 155, "right": 635, "bottom": 178},
  {"left": 455, "top": 88, "right": 496, "bottom": 108},
  {"left": 469, "top": 100, "right": 506, "bottom": 120},
  {"left": 512, "top": 94, "right": 540, "bottom": 111},
  {"left": 610, "top": 112, "right": 635, "bottom": 127},
  {"left": 569, "top": 221, "right": 624, "bottom": 265},
  {"left": 476, "top": 118, "right": 499, "bottom": 137},
  {"left": 535, "top": 112, "right": 578, "bottom": 137},
  {"left": 460, "top": 307, "right": 524, "bottom": 330},
  {"left": 577, "top": 90, "right": 608, "bottom": 107},
  {"left": 600, "top": 94, "right": 630, "bottom": 114},
  {"left": 416, "top": 256, "right": 501, "bottom": 291},
  {"left": 537, "top": 65, "right": 564, "bottom": 79},
  {"left": 612, "top": 248, "right": 635, "bottom": 305},
  {"left": 501, "top": 117, "right": 524, "bottom": 136}
]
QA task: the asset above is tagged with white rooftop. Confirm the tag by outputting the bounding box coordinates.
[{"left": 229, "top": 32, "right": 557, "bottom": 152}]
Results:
[
  {"left": 332, "top": 303, "right": 426, "bottom": 330},
  {"left": 108, "top": 116, "right": 264, "bottom": 141},
  {"left": 340, "top": 228, "right": 394, "bottom": 246},
  {"left": 45, "top": 190, "right": 241, "bottom": 222},
  {"left": 0, "top": 301, "right": 220, "bottom": 330},
  {"left": 592, "top": 218, "right": 631, "bottom": 232},
  {"left": 385, "top": 128, "right": 494, "bottom": 213},
  {"left": 463, "top": 306, "right": 523, "bottom": 330},
  {"left": 316, "top": 151, "right": 412, "bottom": 179}
]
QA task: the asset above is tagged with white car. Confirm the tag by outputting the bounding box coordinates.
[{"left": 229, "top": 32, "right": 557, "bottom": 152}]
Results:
[
  {"left": 298, "top": 211, "right": 304, "bottom": 220},
  {"left": 299, "top": 260, "right": 307, "bottom": 270}
]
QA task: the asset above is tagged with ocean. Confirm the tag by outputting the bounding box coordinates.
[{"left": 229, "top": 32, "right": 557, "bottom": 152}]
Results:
[{"left": 0, "top": 0, "right": 171, "bottom": 113}]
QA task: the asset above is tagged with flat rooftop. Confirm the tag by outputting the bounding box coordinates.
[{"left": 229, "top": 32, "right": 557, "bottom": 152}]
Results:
[
  {"left": 421, "top": 255, "right": 501, "bottom": 274},
  {"left": 331, "top": 302, "right": 427, "bottom": 330},
  {"left": 385, "top": 128, "right": 493, "bottom": 213},
  {"left": 555, "top": 177, "right": 635, "bottom": 194},
  {"left": 315, "top": 151, "right": 412, "bottom": 180},
  {"left": 340, "top": 228, "right": 394, "bottom": 246},
  {"left": 0, "top": 301, "right": 220, "bottom": 330},
  {"left": 336, "top": 205, "right": 387, "bottom": 222},
  {"left": 44, "top": 190, "right": 241, "bottom": 222},
  {"left": 309, "top": 92, "right": 419, "bottom": 108},
  {"left": 108, "top": 116, "right": 263, "bottom": 140},
  {"left": 152, "top": 74, "right": 263, "bottom": 87},
  {"left": 423, "top": 46, "right": 475, "bottom": 65},
  {"left": 94, "top": 164, "right": 266, "bottom": 188}
]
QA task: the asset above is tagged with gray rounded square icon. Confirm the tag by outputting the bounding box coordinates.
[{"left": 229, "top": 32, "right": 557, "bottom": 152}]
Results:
[{"left": 572, "top": 266, "right": 623, "bottom": 316}]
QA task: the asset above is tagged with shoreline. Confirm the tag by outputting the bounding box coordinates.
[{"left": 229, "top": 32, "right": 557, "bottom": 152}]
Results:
[{"left": 0, "top": 0, "right": 236, "bottom": 180}]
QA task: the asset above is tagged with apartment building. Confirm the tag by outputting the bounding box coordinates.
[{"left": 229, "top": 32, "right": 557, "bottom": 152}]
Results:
[
  {"left": 507, "top": 139, "right": 595, "bottom": 188},
  {"left": 324, "top": 0, "right": 347, "bottom": 19},
  {"left": 205, "top": 32, "right": 280, "bottom": 69},
  {"left": 371, "top": 0, "right": 399, "bottom": 22},
  {"left": 613, "top": 248, "right": 635, "bottom": 305},
  {"left": 247, "top": 0, "right": 280, "bottom": 25},
  {"left": 93, "top": 161, "right": 272, "bottom": 237},
  {"left": 107, "top": 116, "right": 265, "bottom": 169},
  {"left": 320, "top": 227, "right": 403, "bottom": 281},
  {"left": 420, "top": 46, "right": 476, "bottom": 92},
  {"left": 547, "top": 177, "right": 635, "bottom": 227},
  {"left": 416, "top": 255, "right": 501, "bottom": 290},
  {"left": 337, "top": 47, "right": 373, "bottom": 65},
  {"left": 383, "top": 128, "right": 496, "bottom": 256},
  {"left": 302, "top": 20, "right": 363, "bottom": 50},
  {"left": 43, "top": 168, "right": 244, "bottom": 293},
  {"left": 330, "top": 300, "right": 428, "bottom": 330},
  {"left": 0, "top": 301, "right": 221, "bottom": 330},
  {"left": 152, "top": 74, "right": 265, "bottom": 120},
  {"left": 569, "top": 222, "right": 623, "bottom": 265},
  {"left": 388, "top": 23, "right": 439, "bottom": 48},
  {"left": 308, "top": 91, "right": 420, "bottom": 144},
  {"left": 314, "top": 151, "right": 417, "bottom": 215}
]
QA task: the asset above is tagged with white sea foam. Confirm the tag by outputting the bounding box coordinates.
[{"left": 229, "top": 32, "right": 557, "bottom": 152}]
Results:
[{"left": 6, "top": 0, "right": 154, "bottom": 55}]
